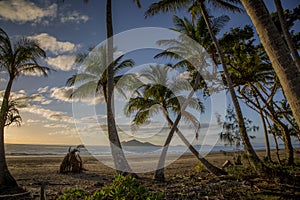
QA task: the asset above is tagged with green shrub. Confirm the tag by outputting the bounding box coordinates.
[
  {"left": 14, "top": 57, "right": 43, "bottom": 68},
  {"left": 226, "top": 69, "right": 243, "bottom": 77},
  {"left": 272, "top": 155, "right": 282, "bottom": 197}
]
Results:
[
  {"left": 57, "top": 188, "right": 88, "bottom": 200},
  {"left": 194, "top": 162, "right": 204, "bottom": 172},
  {"left": 88, "top": 174, "right": 164, "bottom": 200}
]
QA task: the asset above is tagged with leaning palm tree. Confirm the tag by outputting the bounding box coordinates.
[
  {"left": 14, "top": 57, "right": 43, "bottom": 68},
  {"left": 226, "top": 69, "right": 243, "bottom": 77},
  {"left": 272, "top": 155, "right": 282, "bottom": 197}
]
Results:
[
  {"left": 0, "top": 28, "right": 50, "bottom": 188},
  {"left": 146, "top": 0, "right": 267, "bottom": 172},
  {"left": 125, "top": 65, "right": 226, "bottom": 181},
  {"left": 240, "top": 0, "right": 300, "bottom": 132},
  {"left": 273, "top": 0, "right": 300, "bottom": 70}
]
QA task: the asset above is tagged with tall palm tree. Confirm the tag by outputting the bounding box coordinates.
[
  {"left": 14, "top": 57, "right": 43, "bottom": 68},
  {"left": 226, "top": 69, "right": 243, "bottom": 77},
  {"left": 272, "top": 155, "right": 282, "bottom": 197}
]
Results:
[
  {"left": 67, "top": 44, "right": 135, "bottom": 173},
  {"left": 273, "top": 0, "right": 300, "bottom": 70},
  {"left": 105, "top": 0, "right": 143, "bottom": 176},
  {"left": 0, "top": 28, "right": 50, "bottom": 188},
  {"left": 80, "top": 0, "right": 137, "bottom": 174},
  {"left": 125, "top": 65, "right": 226, "bottom": 181},
  {"left": 146, "top": 1, "right": 267, "bottom": 172},
  {"left": 240, "top": 0, "right": 300, "bottom": 133}
]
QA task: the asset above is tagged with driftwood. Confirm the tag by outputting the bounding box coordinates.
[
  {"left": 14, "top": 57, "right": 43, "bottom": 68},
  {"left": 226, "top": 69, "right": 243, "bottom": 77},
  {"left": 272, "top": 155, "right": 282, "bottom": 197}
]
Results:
[
  {"left": 59, "top": 146, "right": 83, "bottom": 174},
  {"left": 222, "top": 160, "right": 233, "bottom": 169},
  {"left": 0, "top": 191, "right": 31, "bottom": 199}
]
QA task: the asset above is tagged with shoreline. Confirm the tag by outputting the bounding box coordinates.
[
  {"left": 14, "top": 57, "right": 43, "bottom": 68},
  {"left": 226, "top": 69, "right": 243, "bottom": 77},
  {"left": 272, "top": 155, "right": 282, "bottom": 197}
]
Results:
[
  {"left": 6, "top": 145, "right": 295, "bottom": 158},
  {"left": 5, "top": 148, "right": 299, "bottom": 199}
]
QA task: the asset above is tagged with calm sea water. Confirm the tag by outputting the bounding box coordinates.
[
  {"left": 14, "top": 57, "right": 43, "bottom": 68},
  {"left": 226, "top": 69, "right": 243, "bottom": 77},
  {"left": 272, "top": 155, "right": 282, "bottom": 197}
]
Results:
[{"left": 5, "top": 143, "right": 294, "bottom": 157}]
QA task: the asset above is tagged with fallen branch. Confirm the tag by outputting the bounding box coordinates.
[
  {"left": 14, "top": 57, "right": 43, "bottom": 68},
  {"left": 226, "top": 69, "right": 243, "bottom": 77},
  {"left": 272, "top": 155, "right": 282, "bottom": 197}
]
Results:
[{"left": 0, "top": 191, "right": 31, "bottom": 199}]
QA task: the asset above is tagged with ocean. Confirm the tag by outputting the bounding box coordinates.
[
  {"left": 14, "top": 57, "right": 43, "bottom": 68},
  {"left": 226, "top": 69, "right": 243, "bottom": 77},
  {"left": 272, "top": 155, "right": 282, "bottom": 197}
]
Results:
[{"left": 5, "top": 143, "right": 295, "bottom": 157}]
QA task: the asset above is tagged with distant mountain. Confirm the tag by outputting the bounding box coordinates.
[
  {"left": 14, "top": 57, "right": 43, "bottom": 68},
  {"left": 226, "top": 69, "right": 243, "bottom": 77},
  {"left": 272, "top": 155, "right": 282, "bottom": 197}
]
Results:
[{"left": 121, "top": 139, "right": 160, "bottom": 147}]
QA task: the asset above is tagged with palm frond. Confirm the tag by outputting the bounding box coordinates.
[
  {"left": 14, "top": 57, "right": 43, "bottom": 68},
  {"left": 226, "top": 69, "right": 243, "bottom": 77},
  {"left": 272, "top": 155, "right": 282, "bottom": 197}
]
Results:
[{"left": 145, "top": 0, "right": 190, "bottom": 17}]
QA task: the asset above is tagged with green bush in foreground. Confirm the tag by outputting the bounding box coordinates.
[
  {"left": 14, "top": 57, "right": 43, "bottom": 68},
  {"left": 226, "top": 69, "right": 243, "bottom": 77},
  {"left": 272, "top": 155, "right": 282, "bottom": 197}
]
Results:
[
  {"left": 57, "top": 188, "right": 88, "bottom": 200},
  {"left": 58, "top": 174, "right": 164, "bottom": 200}
]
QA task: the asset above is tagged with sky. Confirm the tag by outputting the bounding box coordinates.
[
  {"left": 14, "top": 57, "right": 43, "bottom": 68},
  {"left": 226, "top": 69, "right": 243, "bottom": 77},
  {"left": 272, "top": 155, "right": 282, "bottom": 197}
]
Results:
[{"left": 0, "top": 0, "right": 299, "bottom": 146}]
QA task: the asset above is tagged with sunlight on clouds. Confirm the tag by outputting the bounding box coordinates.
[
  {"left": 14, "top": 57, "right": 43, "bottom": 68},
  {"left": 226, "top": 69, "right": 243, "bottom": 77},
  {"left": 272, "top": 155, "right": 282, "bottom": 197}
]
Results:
[
  {"left": 60, "top": 11, "right": 89, "bottom": 24},
  {"left": 37, "top": 86, "right": 49, "bottom": 93},
  {"left": 44, "top": 123, "right": 69, "bottom": 128},
  {"left": 46, "top": 55, "right": 76, "bottom": 71},
  {"left": 28, "top": 33, "right": 75, "bottom": 55},
  {"left": 50, "top": 86, "right": 104, "bottom": 104},
  {"left": 21, "top": 105, "right": 74, "bottom": 124},
  {"left": 0, "top": 0, "right": 57, "bottom": 24}
]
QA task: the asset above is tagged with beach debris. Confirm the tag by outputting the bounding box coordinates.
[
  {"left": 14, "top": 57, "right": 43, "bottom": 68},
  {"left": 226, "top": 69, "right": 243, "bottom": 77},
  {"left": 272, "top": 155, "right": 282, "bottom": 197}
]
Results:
[
  {"left": 59, "top": 145, "right": 84, "bottom": 174},
  {"left": 222, "top": 160, "right": 233, "bottom": 169}
]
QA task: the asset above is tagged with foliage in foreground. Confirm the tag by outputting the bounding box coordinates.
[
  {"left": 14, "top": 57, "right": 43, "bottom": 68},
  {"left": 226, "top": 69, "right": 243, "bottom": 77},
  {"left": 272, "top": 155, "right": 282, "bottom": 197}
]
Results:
[{"left": 58, "top": 174, "right": 164, "bottom": 200}]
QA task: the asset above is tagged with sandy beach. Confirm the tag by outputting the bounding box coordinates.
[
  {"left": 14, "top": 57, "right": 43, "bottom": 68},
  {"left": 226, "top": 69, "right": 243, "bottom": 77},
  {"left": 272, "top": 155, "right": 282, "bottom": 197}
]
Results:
[{"left": 5, "top": 148, "right": 300, "bottom": 199}]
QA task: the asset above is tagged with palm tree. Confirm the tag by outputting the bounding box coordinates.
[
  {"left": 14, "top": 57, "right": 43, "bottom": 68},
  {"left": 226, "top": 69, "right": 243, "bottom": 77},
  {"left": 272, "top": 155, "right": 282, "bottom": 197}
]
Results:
[
  {"left": 67, "top": 45, "right": 135, "bottom": 103},
  {"left": 105, "top": 0, "right": 144, "bottom": 176},
  {"left": 79, "top": 0, "right": 139, "bottom": 174},
  {"left": 145, "top": 0, "right": 267, "bottom": 172},
  {"left": 240, "top": 0, "right": 300, "bottom": 133},
  {"left": 273, "top": 0, "right": 300, "bottom": 70},
  {"left": 0, "top": 28, "right": 50, "bottom": 188},
  {"left": 67, "top": 44, "right": 135, "bottom": 173},
  {"left": 125, "top": 65, "right": 226, "bottom": 181}
]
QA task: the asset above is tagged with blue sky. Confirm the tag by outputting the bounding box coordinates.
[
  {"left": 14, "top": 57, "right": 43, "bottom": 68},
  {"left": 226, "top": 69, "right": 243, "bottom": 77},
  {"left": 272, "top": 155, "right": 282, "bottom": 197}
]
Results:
[{"left": 0, "top": 0, "right": 299, "bottom": 146}]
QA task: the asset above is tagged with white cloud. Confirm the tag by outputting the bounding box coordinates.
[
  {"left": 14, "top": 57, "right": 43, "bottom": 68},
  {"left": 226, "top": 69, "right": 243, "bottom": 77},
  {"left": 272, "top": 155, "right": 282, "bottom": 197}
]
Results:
[
  {"left": 46, "top": 55, "right": 76, "bottom": 71},
  {"left": 50, "top": 86, "right": 74, "bottom": 103},
  {"left": 44, "top": 123, "right": 69, "bottom": 128},
  {"left": 178, "top": 71, "right": 192, "bottom": 81},
  {"left": 21, "top": 105, "right": 74, "bottom": 124},
  {"left": 60, "top": 11, "right": 89, "bottom": 24},
  {"left": 50, "top": 86, "right": 103, "bottom": 104},
  {"left": 48, "top": 128, "right": 79, "bottom": 138},
  {"left": 37, "top": 86, "right": 49, "bottom": 93},
  {"left": 28, "top": 33, "right": 75, "bottom": 55},
  {"left": 0, "top": 0, "right": 57, "bottom": 24},
  {"left": 26, "top": 119, "right": 42, "bottom": 123},
  {"left": 0, "top": 78, "right": 6, "bottom": 82}
]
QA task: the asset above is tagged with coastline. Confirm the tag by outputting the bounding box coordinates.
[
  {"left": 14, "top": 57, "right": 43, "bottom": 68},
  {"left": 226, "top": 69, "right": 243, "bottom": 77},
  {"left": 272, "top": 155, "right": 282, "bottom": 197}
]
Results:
[{"left": 6, "top": 148, "right": 298, "bottom": 199}]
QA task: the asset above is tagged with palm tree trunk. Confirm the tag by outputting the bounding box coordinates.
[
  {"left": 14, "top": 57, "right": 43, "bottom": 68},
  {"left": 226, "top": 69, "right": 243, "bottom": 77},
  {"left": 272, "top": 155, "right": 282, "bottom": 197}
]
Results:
[
  {"left": 240, "top": 0, "right": 300, "bottom": 132},
  {"left": 154, "top": 63, "right": 203, "bottom": 181},
  {"left": 106, "top": 0, "right": 132, "bottom": 174},
  {"left": 165, "top": 115, "right": 227, "bottom": 176},
  {"left": 0, "top": 78, "right": 17, "bottom": 188},
  {"left": 274, "top": 0, "right": 300, "bottom": 70},
  {"left": 198, "top": 3, "right": 265, "bottom": 172},
  {"left": 154, "top": 114, "right": 178, "bottom": 181}
]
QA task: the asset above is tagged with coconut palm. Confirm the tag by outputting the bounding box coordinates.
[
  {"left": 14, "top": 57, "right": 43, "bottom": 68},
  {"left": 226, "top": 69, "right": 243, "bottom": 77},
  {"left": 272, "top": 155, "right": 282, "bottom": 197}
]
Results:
[
  {"left": 125, "top": 65, "right": 226, "bottom": 181},
  {"left": 273, "top": 0, "right": 300, "bottom": 70},
  {"left": 76, "top": 0, "right": 139, "bottom": 174},
  {"left": 66, "top": 45, "right": 135, "bottom": 103},
  {"left": 0, "top": 28, "right": 50, "bottom": 188},
  {"left": 240, "top": 0, "right": 300, "bottom": 133},
  {"left": 145, "top": 0, "right": 267, "bottom": 172},
  {"left": 67, "top": 44, "right": 135, "bottom": 173},
  {"left": 105, "top": 0, "right": 145, "bottom": 174}
]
